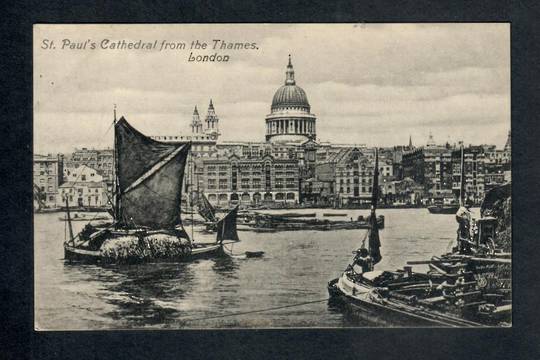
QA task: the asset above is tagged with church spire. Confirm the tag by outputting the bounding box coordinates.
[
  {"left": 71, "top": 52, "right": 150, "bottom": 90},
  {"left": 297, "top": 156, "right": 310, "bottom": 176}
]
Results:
[
  {"left": 205, "top": 99, "right": 219, "bottom": 135},
  {"left": 504, "top": 130, "right": 511, "bottom": 151},
  {"left": 191, "top": 105, "right": 201, "bottom": 134},
  {"left": 285, "top": 54, "right": 295, "bottom": 85},
  {"left": 408, "top": 135, "right": 413, "bottom": 149}
]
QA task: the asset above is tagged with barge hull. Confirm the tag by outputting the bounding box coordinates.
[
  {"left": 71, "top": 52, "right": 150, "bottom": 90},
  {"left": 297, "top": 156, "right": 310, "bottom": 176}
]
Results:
[{"left": 327, "top": 279, "right": 483, "bottom": 328}]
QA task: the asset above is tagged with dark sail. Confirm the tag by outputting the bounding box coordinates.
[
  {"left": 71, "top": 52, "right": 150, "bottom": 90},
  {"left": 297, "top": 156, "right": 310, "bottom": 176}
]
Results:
[
  {"left": 115, "top": 117, "right": 191, "bottom": 229},
  {"left": 216, "top": 206, "right": 239, "bottom": 243},
  {"left": 115, "top": 117, "right": 180, "bottom": 193},
  {"left": 197, "top": 192, "right": 217, "bottom": 222},
  {"left": 368, "top": 148, "right": 382, "bottom": 265}
]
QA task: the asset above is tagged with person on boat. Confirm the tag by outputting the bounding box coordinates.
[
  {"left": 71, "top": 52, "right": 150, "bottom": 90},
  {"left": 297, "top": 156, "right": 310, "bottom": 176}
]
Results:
[
  {"left": 455, "top": 202, "right": 472, "bottom": 253},
  {"left": 352, "top": 248, "right": 373, "bottom": 273}
]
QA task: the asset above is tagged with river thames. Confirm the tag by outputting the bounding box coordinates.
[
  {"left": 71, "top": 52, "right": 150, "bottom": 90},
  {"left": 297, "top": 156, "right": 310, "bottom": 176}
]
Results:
[{"left": 34, "top": 208, "right": 478, "bottom": 330}]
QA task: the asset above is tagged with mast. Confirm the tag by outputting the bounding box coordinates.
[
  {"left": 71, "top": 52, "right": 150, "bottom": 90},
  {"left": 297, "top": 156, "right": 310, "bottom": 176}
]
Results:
[
  {"left": 190, "top": 151, "right": 194, "bottom": 241},
  {"left": 368, "top": 148, "right": 382, "bottom": 265},
  {"left": 459, "top": 144, "right": 465, "bottom": 206},
  {"left": 113, "top": 104, "right": 120, "bottom": 227},
  {"left": 65, "top": 198, "right": 75, "bottom": 244}
]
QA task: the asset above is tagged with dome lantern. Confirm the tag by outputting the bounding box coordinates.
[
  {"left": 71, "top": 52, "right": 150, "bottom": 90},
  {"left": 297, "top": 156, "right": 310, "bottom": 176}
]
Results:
[{"left": 285, "top": 54, "right": 295, "bottom": 85}]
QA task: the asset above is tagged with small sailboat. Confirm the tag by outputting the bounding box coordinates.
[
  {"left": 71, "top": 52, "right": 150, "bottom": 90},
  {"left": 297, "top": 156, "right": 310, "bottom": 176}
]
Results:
[
  {"left": 197, "top": 192, "right": 218, "bottom": 223},
  {"left": 63, "top": 115, "right": 238, "bottom": 264}
]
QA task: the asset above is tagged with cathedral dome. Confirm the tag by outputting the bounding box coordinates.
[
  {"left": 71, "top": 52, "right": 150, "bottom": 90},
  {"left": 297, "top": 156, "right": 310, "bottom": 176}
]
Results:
[
  {"left": 271, "top": 84, "right": 310, "bottom": 111},
  {"left": 265, "top": 56, "right": 317, "bottom": 144},
  {"left": 270, "top": 55, "right": 310, "bottom": 112}
]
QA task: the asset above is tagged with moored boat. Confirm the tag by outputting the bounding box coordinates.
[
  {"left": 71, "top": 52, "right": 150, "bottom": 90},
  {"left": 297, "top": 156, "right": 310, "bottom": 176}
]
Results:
[
  {"left": 328, "top": 148, "right": 512, "bottom": 327},
  {"left": 59, "top": 213, "right": 111, "bottom": 221},
  {"left": 427, "top": 205, "right": 460, "bottom": 214},
  {"left": 238, "top": 211, "right": 384, "bottom": 232},
  {"left": 256, "top": 212, "right": 316, "bottom": 218}
]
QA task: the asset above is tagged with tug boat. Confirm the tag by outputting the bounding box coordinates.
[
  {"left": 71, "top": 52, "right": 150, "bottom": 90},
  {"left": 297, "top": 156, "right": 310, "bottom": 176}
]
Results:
[{"left": 63, "top": 115, "right": 239, "bottom": 264}]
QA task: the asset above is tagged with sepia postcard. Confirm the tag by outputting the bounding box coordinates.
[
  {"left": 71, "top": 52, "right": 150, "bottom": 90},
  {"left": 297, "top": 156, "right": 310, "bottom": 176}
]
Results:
[{"left": 33, "top": 24, "right": 511, "bottom": 330}]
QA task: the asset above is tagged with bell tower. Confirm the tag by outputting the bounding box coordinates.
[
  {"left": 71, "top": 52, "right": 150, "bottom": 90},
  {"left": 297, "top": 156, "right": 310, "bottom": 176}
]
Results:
[
  {"left": 190, "top": 106, "right": 203, "bottom": 134},
  {"left": 204, "top": 99, "right": 220, "bottom": 139}
]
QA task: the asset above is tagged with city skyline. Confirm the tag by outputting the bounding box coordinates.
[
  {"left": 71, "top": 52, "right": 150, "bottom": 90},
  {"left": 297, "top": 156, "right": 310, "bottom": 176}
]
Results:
[{"left": 34, "top": 24, "right": 510, "bottom": 154}]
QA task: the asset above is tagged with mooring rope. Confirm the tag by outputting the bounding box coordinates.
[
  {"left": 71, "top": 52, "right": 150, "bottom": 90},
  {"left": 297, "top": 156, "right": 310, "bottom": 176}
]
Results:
[{"left": 179, "top": 298, "right": 329, "bottom": 323}]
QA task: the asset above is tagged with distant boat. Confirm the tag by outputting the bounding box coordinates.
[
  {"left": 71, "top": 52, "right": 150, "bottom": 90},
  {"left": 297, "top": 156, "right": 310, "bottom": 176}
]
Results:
[
  {"left": 427, "top": 205, "right": 460, "bottom": 214},
  {"left": 323, "top": 213, "right": 347, "bottom": 217},
  {"left": 63, "top": 116, "right": 239, "bottom": 264},
  {"left": 59, "top": 213, "right": 110, "bottom": 222},
  {"left": 237, "top": 215, "right": 384, "bottom": 232},
  {"left": 252, "top": 212, "right": 316, "bottom": 218}
]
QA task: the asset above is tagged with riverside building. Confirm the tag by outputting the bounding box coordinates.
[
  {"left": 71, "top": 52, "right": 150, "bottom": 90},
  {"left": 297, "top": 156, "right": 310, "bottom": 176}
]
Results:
[{"left": 33, "top": 154, "right": 64, "bottom": 208}]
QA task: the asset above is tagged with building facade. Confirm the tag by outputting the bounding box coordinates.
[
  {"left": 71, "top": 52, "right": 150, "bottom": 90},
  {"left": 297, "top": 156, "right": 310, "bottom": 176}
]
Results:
[
  {"left": 58, "top": 181, "right": 109, "bottom": 208},
  {"left": 64, "top": 148, "right": 114, "bottom": 186},
  {"left": 195, "top": 154, "right": 300, "bottom": 207},
  {"left": 33, "top": 154, "right": 63, "bottom": 208},
  {"left": 58, "top": 165, "right": 108, "bottom": 208}
]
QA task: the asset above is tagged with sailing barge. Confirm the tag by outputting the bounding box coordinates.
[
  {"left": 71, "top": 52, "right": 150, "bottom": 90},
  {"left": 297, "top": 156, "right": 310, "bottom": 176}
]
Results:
[
  {"left": 328, "top": 148, "right": 511, "bottom": 327},
  {"left": 63, "top": 116, "right": 239, "bottom": 264}
]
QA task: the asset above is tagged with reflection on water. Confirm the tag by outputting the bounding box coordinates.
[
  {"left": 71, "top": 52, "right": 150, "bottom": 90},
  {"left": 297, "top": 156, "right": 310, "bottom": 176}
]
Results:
[{"left": 35, "top": 208, "right": 474, "bottom": 329}]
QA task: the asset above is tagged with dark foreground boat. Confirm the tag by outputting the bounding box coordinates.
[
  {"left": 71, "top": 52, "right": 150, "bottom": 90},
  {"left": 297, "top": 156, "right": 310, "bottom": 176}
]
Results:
[
  {"left": 63, "top": 116, "right": 239, "bottom": 264},
  {"left": 328, "top": 251, "right": 511, "bottom": 327},
  {"left": 328, "top": 148, "right": 511, "bottom": 327}
]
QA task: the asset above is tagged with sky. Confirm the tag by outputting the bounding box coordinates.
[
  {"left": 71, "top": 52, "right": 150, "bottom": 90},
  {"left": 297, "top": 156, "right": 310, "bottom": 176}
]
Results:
[{"left": 34, "top": 24, "right": 510, "bottom": 154}]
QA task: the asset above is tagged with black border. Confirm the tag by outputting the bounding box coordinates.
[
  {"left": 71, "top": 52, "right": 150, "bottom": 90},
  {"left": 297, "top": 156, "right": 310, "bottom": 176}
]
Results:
[{"left": 3, "top": 1, "right": 540, "bottom": 359}]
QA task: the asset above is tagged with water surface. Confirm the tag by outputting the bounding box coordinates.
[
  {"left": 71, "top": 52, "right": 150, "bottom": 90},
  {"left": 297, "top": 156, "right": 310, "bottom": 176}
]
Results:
[{"left": 35, "top": 208, "right": 475, "bottom": 329}]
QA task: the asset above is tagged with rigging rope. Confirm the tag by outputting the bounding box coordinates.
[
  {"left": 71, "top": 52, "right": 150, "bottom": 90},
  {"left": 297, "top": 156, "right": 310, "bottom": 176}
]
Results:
[{"left": 178, "top": 298, "right": 328, "bottom": 323}]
